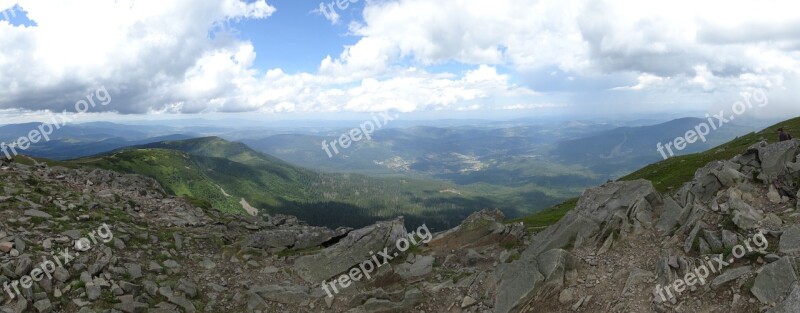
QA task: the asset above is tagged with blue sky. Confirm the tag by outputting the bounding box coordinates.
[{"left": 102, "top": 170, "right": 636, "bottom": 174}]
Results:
[
  {"left": 234, "top": 0, "right": 362, "bottom": 73},
  {"left": 0, "top": 0, "right": 798, "bottom": 122}
]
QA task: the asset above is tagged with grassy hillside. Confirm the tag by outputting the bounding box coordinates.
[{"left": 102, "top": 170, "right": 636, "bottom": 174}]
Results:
[
  {"left": 620, "top": 116, "right": 800, "bottom": 192},
  {"left": 510, "top": 116, "right": 800, "bottom": 230},
  {"left": 70, "top": 137, "right": 566, "bottom": 230}
]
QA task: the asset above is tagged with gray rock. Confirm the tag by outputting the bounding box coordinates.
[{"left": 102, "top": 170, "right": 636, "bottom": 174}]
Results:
[
  {"left": 62, "top": 230, "right": 82, "bottom": 240},
  {"left": 294, "top": 218, "right": 407, "bottom": 283},
  {"left": 698, "top": 238, "right": 711, "bottom": 255},
  {"left": 14, "top": 257, "right": 32, "bottom": 277},
  {"left": 176, "top": 279, "right": 197, "bottom": 299},
  {"left": 752, "top": 257, "right": 798, "bottom": 304},
  {"left": 730, "top": 198, "right": 763, "bottom": 230},
  {"left": 703, "top": 230, "right": 723, "bottom": 252},
  {"left": 33, "top": 299, "right": 52, "bottom": 313},
  {"left": 24, "top": 209, "right": 52, "bottom": 219},
  {"left": 766, "top": 254, "right": 782, "bottom": 263},
  {"left": 780, "top": 225, "right": 800, "bottom": 253},
  {"left": 13, "top": 238, "right": 25, "bottom": 254},
  {"left": 529, "top": 180, "right": 661, "bottom": 256},
  {"left": 361, "top": 288, "right": 423, "bottom": 313},
  {"left": 429, "top": 209, "right": 525, "bottom": 249},
  {"left": 395, "top": 255, "right": 434, "bottom": 279},
  {"left": 655, "top": 197, "right": 683, "bottom": 234},
  {"left": 722, "top": 230, "right": 738, "bottom": 249},
  {"left": 492, "top": 181, "right": 658, "bottom": 313},
  {"left": 756, "top": 140, "right": 798, "bottom": 182},
  {"left": 710, "top": 266, "right": 752, "bottom": 290},
  {"left": 86, "top": 284, "right": 101, "bottom": 301},
  {"left": 683, "top": 222, "right": 705, "bottom": 253},
  {"left": 461, "top": 296, "right": 477, "bottom": 308},
  {"left": 249, "top": 284, "right": 310, "bottom": 305},
  {"left": 199, "top": 257, "right": 216, "bottom": 270},
  {"left": 494, "top": 249, "right": 577, "bottom": 313},
  {"left": 769, "top": 282, "right": 800, "bottom": 313},
  {"left": 247, "top": 224, "right": 348, "bottom": 251},
  {"left": 247, "top": 293, "right": 267, "bottom": 312},
  {"left": 168, "top": 295, "right": 196, "bottom": 313},
  {"left": 622, "top": 268, "right": 653, "bottom": 295}
]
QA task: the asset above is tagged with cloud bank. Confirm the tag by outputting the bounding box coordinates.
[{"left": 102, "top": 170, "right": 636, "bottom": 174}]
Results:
[{"left": 0, "top": 0, "right": 798, "bottom": 117}]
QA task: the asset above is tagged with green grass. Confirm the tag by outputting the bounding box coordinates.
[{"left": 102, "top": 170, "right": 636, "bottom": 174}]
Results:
[{"left": 507, "top": 198, "right": 578, "bottom": 232}]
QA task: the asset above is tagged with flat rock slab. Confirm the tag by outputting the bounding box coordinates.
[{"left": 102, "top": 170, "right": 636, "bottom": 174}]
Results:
[
  {"left": 24, "top": 209, "right": 52, "bottom": 219},
  {"left": 752, "top": 257, "right": 798, "bottom": 304},
  {"left": 780, "top": 225, "right": 800, "bottom": 254},
  {"left": 710, "top": 266, "right": 752, "bottom": 290},
  {"left": 769, "top": 282, "right": 800, "bottom": 313}
]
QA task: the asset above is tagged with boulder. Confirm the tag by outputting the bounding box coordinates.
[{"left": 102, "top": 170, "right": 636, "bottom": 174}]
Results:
[
  {"left": 246, "top": 226, "right": 345, "bottom": 251},
  {"left": 755, "top": 140, "right": 798, "bottom": 182},
  {"left": 730, "top": 198, "right": 763, "bottom": 230},
  {"left": 655, "top": 196, "right": 683, "bottom": 234},
  {"left": 294, "top": 218, "right": 407, "bottom": 283},
  {"left": 688, "top": 161, "right": 742, "bottom": 203}
]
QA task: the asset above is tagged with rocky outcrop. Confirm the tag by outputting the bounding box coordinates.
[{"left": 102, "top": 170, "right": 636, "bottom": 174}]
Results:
[
  {"left": 246, "top": 226, "right": 349, "bottom": 252},
  {"left": 293, "top": 218, "right": 407, "bottom": 283},
  {"left": 429, "top": 209, "right": 524, "bottom": 250},
  {"left": 491, "top": 180, "right": 660, "bottom": 313}
]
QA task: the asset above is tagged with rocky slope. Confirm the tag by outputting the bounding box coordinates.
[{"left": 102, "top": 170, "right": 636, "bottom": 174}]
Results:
[{"left": 1, "top": 138, "right": 800, "bottom": 313}]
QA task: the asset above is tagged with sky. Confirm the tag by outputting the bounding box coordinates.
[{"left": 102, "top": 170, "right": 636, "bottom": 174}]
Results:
[{"left": 0, "top": 0, "right": 799, "bottom": 122}]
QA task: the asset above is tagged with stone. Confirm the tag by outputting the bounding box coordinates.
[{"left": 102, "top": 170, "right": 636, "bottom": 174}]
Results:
[
  {"left": 756, "top": 140, "right": 798, "bottom": 182},
  {"left": 722, "top": 230, "right": 738, "bottom": 249},
  {"left": 684, "top": 222, "right": 705, "bottom": 253},
  {"left": 730, "top": 198, "right": 763, "bottom": 230},
  {"left": 395, "top": 255, "right": 434, "bottom": 279},
  {"left": 249, "top": 284, "right": 310, "bottom": 305},
  {"left": 655, "top": 197, "right": 683, "bottom": 234},
  {"left": 780, "top": 225, "right": 800, "bottom": 254},
  {"left": 293, "top": 218, "right": 407, "bottom": 283},
  {"left": 703, "top": 230, "right": 723, "bottom": 252},
  {"left": 622, "top": 268, "right": 653, "bottom": 295},
  {"left": 461, "top": 296, "right": 477, "bottom": 308},
  {"left": 429, "top": 209, "right": 525, "bottom": 250},
  {"left": 33, "top": 299, "right": 52, "bottom": 313},
  {"left": 710, "top": 266, "right": 752, "bottom": 290},
  {"left": 0, "top": 241, "right": 12, "bottom": 253},
  {"left": 168, "top": 295, "right": 196, "bottom": 313},
  {"left": 24, "top": 209, "right": 52, "bottom": 219},
  {"left": 559, "top": 288, "right": 576, "bottom": 304},
  {"left": 752, "top": 257, "right": 798, "bottom": 304},
  {"left": 768, "top": 185, "right": 784, "bottom": 203},
  {"left": 769, "top": 282, "right": 800, "bottom": 313},
  {"left": 86, "top": 284, "right": 101, "bottom": 301}
]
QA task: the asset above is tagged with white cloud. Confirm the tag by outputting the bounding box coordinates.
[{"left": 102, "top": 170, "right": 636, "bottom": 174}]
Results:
[{"left": 0, "top": 0, "right": 799, "bottom": 118}]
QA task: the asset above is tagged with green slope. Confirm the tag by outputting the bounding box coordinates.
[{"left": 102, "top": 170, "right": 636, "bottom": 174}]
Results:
[
  {"left": 70, "top": 137, "right": 566, "bottom": 229},
  {"left": 510, "top": 116, "right": 800, "bottom": 229},
  {"left": 620, "top": 117, "right": 800, "bottom": 192}
]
